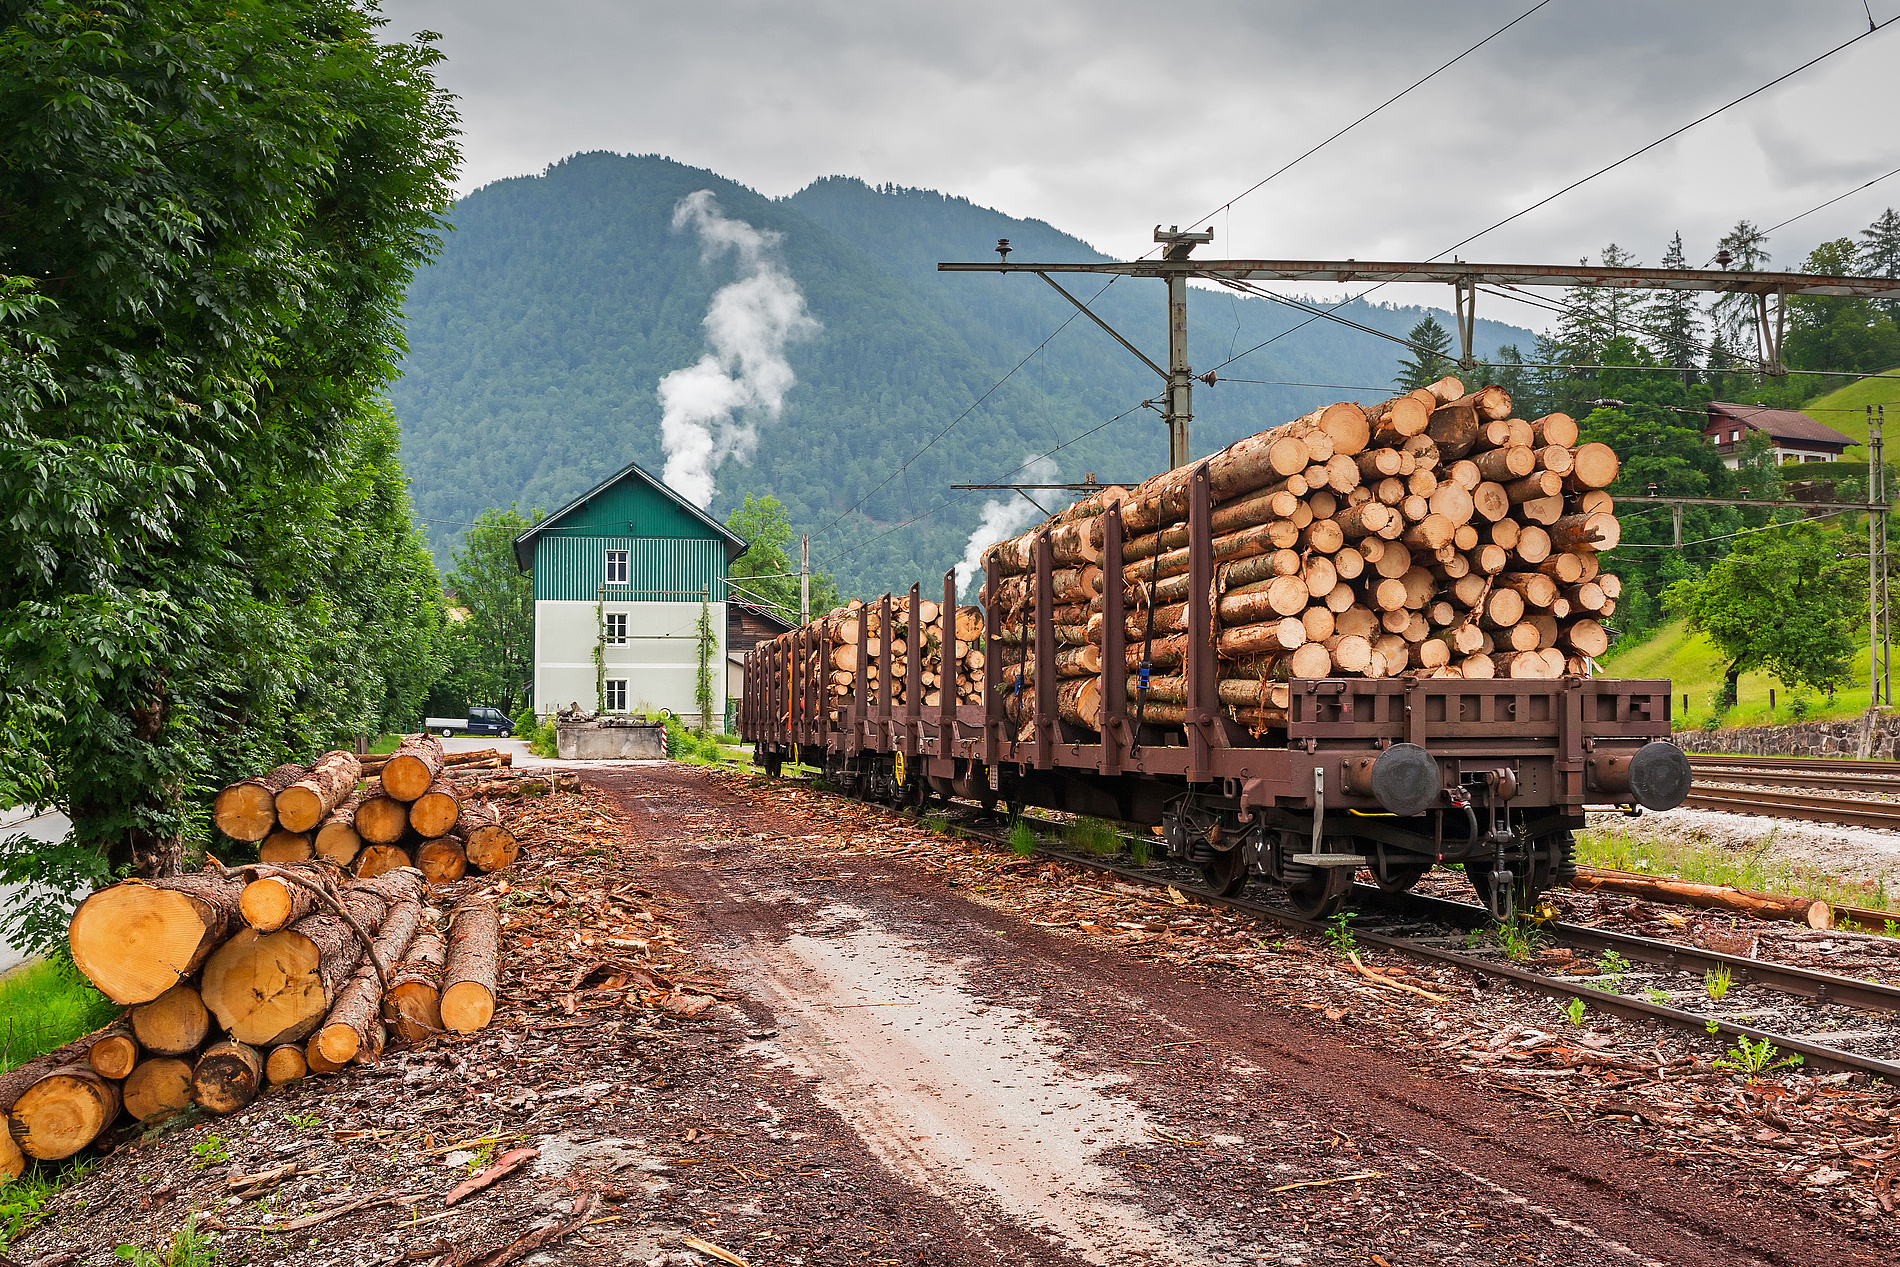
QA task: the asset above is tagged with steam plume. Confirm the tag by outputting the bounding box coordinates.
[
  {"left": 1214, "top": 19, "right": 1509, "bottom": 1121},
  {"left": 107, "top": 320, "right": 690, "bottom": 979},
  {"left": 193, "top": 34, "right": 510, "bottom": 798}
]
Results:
[
  {"left": 954, "top": 456, "right": 1061, "bottom": 597},
  {"left": 658, "top": 190, "right": 819, "bottom": 508}
]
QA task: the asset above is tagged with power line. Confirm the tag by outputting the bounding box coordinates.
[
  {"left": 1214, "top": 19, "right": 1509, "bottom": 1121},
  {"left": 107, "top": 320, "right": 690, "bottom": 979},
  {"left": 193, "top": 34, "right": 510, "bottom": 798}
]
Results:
[
  {"left": 1180, "top": 0, "right": 1558, "bottom": 229},
  {"left": 1761, "top": 162, "right": 1900, "bottom": 236},
  {"left": 1613, "top": 507, "right": 1850, "bottom": 548}
]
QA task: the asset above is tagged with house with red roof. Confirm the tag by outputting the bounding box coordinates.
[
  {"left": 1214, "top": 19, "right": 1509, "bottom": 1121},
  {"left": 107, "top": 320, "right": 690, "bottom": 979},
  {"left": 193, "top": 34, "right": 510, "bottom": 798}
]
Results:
[{"left": 1702, "top": 402, "right": 1855, "bottom": 470}]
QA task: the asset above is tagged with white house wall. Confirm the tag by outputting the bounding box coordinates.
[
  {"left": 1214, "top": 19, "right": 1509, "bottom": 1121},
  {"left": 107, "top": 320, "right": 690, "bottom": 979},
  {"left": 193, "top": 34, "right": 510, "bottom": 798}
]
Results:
[{"left": 534, "top": 599, "right": 726, "bottom": 723}]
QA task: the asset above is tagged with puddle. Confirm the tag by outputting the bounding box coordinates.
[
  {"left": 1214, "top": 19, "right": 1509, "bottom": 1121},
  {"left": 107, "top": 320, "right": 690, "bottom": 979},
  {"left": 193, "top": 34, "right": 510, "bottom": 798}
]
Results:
[{"left": 731, "top": 901, "right": 1203, "bottom": 1265}]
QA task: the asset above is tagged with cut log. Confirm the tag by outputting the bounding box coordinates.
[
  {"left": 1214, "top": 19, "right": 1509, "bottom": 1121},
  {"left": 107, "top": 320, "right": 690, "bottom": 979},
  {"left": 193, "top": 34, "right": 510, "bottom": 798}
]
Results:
[
  {"left": 355, "top": 844, "right": 414, "bottom": 879},
  {"left": 441, "top": 900, "right": 501, "bottom": 1034},
  {"left": 1504, "top": 470, "right": 1563, "bottom": 503},
  {"left": 462, "top": 810, "right": 519, "bottom": 875},
  {"left": 275, "top": 750, "right": 364, "bottom": 833},
  {"left": 87, "top": 1019, "right": 140, "bottom": 1080},
  {"left": 303, "top": 1031, "right": 347, "bottom": 1076},
  {"left": 1426, "top": 402, "right": 1480, "bottom": 459},
  {"left": 355, "top": 778, "right": 410, "bottom": 845},
  {"left": 316, "top": 898, "right": 424, "bottom": 1065},
  {"left": 68, "top": 868, "right": 249, "bottom": 1005},
  {"left": 315, "top": 789, "right": 365, "bottom": 867},
  {"left": 1551, "top": 512, "right": 1621, "bottom": 552},
  {"left": 259, "top": 829, "right": 314, "bottom": 863},
  {"left": 1472, "top": 445, "right": 1535, "bottom": 482},
  {"left": 191, "top": 1040, "right": 263, "bottom": 1115},
  {"left": 213, "top": 762, "right": 305, "bottom": 843},
  {"left": 7, "top": 1064, "right": 121, "bottom": 1160},
  {"left": 1366, "top": 395, "right": 1430, "bottom": 445},
  {"left": 384, "top": 918, "right": 447, "bottom": 1045},
  {"left": 408, "top": 787, "right": 461, "bottom": 839},
  {"left": 1568, "top": 868, "right": 1831, "bottom": 927},
  {"left": 130, "top": 983, "right": 210, "bottom": 1056},
  {"left": 1, "top": 1029, "right": 111, "bottom": 1175},
  {"left": 239, "top": 873, "right": 321, "bottom": 934},
  {"left": 380, "top": 734, "right": 445, "bottom": 802},
  {"left": 1565, "top": 442, "right": 1620, "bottom": 491},
  {"left": 1514, "top": 525, "right": 1553, "bottom": 566},
  {"left": 1564, "top": 619, "right": 1611, "bottom": 657},
  {"left": 417, "top": 836, "right": 468, "bottom": 884},
  {"left": 123, "top": 1056, "right": 194, "bottom": 1121},
  {"left": 1529, "top": 412, "right": 1578, "bottom": 447},
  {"left": 266, "top": 1044, "right": 309, "bottom": 1085}
]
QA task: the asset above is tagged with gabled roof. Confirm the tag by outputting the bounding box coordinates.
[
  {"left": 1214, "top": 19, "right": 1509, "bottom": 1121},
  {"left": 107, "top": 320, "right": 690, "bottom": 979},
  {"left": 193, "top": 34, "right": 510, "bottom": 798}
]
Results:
[
  {"left": 513, "top": 459, "right": 747, "bottom": 571},
  {"left": 1707, "top": 402, "right": 1855, "bottom": 447}
]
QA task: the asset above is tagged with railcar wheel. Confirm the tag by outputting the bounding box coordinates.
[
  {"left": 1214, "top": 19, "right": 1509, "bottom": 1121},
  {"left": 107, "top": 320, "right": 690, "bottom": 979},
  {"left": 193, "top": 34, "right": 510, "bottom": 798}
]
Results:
[
  {"left": 1286, "top": 866, "right": 1353, "bottom": 919},
  {"left": 1198, "top": 846, "right": 1248, "bottom": 897},
  {"left": 1371, "top": 863, "right": 1429, "bottom": 893}
]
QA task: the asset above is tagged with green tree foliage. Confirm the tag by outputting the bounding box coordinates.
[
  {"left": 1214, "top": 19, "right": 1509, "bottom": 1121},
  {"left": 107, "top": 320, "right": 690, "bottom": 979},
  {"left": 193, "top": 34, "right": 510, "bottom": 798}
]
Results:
[
  {"left": 695, "top": 599, "right": 715, "bottom": 733},
  {"left": 0, "top": 0, "right": 458, "bottom": 948},
  {"left": 1392, "top": 315, "right": 1455, "bottom": 391},
  {"left": 1664, "top": 523, "right": 1863, "bottom": 706},
  {"left": 1645, "top": 232, "right": 1704, "bottom": 379},
  {"left": 435, "top": 507, "right": 538, "bottom": 717},
  {"left": 1785, "top": 238, "right": 1900, "bottom": 388},
  {"left": 724, "top": 493, "right": 841, "bottom": 619},
  {"left": 1859, "top": 208, "right": 1900, "bottom": 323}
]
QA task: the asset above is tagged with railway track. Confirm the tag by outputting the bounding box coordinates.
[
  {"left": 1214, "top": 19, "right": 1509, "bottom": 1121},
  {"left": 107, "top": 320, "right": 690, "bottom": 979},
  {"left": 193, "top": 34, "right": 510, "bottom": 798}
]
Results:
[
  {"left": 771, "top": 778, "right": 1900, "bottom": 1081},
  {"left": 1678, "top": 785, "right": 1900, "bottom": 829}
]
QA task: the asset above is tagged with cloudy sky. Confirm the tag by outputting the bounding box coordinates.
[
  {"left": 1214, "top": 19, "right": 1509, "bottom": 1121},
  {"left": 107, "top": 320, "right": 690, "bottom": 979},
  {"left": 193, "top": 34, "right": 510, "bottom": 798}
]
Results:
[{"left": 380, "top": 0, "right": 1898, "bottom": 332}]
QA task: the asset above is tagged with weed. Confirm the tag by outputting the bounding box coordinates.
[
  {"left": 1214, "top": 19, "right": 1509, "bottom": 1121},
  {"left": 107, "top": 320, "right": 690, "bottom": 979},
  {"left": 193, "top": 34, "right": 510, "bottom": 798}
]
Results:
[
  {"left": 1493, "top": 919, "right": 1541, "bottom": 962},
  {"left": 1128, "top": 835, "right": 1151, "bottom": 866},
  {"left": 1704, "top": 965, "right": 1733, "bottom": 1000},
  {"left": 920, "top": 811, "right": 949, "bottom": 835},
  {"left": 1462, "top": 928, "right": 1485, "bottom": 950},
  {"left": 115, "top": 1212, "right": 219, "bottom": 1267},
  {"left": 1322, "top": 911, "right": 1357, "bottom": 957},
  {"left": 1061, "top": 817, "right": 1122, "bottom": 857},
  {"left": 1007, "top": 818, "right": 1038, "bottom": 857},
  {"left": 189, "top": 1135, "right": 229, "bottom": 1169},
  {"left": 1644, "top": 987, "right": 1672, "bottom": 1005},
  {"left": 1, "top": 1159, "right": 95, "bottom": 1252},
  {"left": 1561, "top": 997, "right": 1587, "bottom": 1025},
  {"left": 1713, "top": 1034, "right": 1804, "bottom": 1079},
  {"left": 1887, "top": 919, "right": 1899, "bottom": 938},
  {"left": 284, "top": 1110, "right": 320, "bottom": 1131},
  {"left": 1596, "top": 951, "right": 1631, "bottom": 989},
  {"left": 468, "top": 1139, "right": 498, "bottom": 1174}
]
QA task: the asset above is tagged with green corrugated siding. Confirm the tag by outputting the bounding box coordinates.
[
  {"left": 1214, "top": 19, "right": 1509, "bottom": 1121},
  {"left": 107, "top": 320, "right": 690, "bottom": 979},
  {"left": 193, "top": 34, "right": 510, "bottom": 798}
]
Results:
[
  {"left": 539, "top": 471, "right": 723, "bottom": 542},
  {"left": 533, "top": 536, "right": 727, "bottom": 602}
]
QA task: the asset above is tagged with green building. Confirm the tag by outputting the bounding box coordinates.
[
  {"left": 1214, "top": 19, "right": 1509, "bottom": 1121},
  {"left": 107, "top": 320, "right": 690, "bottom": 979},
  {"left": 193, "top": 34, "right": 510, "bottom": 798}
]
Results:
[{"left": 513, "top": 461, "right": 746, "bottom": 725}]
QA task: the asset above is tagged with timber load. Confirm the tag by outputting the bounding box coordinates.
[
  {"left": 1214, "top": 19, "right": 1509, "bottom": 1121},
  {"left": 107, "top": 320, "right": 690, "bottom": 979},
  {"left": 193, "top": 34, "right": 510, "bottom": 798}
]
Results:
[
  {"left": 760, "top": 381, "right": 1622, "bottom": 739},
  {"left": 208, "top": 736, "right": 522, "bottom": 880},
  {"left": 9, "top": 870, "right": 509, "bottom": 1167}
]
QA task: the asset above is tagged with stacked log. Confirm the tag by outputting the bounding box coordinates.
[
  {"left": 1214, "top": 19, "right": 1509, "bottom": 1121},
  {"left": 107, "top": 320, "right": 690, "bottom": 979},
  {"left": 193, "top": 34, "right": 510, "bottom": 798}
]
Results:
[{"left": 10, "top": 861, "right": 509, "bottom": 1161}]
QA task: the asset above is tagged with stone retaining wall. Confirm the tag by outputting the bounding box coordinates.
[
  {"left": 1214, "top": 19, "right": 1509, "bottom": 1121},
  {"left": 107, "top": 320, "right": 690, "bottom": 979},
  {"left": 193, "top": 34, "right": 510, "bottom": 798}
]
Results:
[{"left": 1673, "top": 716, "right": 1900, "bottom": 760}]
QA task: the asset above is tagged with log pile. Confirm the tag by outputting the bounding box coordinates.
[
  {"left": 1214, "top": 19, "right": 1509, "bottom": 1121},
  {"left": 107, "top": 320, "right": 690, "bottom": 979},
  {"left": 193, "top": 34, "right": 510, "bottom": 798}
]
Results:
[
  {"left": 3, "top": 871, "right": 505, "bottom": 1171},
  {"left": 979, "top": 380, "right": 1621, "bottom": 732},
  {"left": 211, "top": 735, "right": 521, "bottom": 883},
  {"left": 793, "top": 597, "right": 989, "bottom": 726}
]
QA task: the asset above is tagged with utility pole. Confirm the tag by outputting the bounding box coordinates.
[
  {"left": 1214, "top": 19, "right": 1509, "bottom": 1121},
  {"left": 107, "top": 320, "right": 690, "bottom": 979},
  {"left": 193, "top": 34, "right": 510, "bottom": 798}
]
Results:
[
  {"left": 1156, "top": 225, "right": 1213, "bottom": 468},
  {"left": 799, "top": 533, "right": 810, "bottom": 626},
  {"left": 1871, "top": 406, "right": 1890, "bottom": 710}
]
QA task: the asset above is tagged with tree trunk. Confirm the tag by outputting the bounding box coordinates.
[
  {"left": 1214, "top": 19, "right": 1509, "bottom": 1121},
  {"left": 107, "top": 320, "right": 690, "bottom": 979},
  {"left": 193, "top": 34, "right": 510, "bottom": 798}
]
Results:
[
  {"left": 380, "top": 733, "right": 445, "bottom": 802},
  {"left": 275, "top": 750, "right": 364, "bottom": 833},
  {"left": 441, "top": 899, "right": 501, "bottom": 1034},
  {"left": 316, "top": 898, "right": 424, "bottom": 1065},
  {"left": 68, "top": 867, "right": 249, "bottom": 1004},
  {"left": 122, "top": 1056, "right": 194, "bottom": 1121},
  {"left": 408, "top": 787, "right": 462, "bottom": 839},
  {"left": 213, "top": 762, "right": 305, "bottom": 843},
  {"left": 130, "top": 982, "right": 210, "bottom": 1056},
  {"left": 1568, "top": 868, "right": 1830, "bottom": 926},
  {"left": 191, "top": 1040, "right": 264, "bottom": 1115},
  {"left": 384, "top": 918, "right": 447, "bottom": 1045},
  {"left": 7, "top": 1064, "right": 122, "bottom": 1160}
]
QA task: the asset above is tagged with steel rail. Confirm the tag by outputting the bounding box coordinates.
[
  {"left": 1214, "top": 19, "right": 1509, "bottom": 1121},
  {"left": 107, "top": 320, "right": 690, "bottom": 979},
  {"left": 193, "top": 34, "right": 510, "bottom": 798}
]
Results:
[
  {"left": 1693, "top": 768, "right": 1900, "bottom": 794},
  {"left": 1679, "top": 787, "right": 1900, "bottom": 830},
  {"left": 1689, "top": 754, "right": 1900, "bottom": 775}
]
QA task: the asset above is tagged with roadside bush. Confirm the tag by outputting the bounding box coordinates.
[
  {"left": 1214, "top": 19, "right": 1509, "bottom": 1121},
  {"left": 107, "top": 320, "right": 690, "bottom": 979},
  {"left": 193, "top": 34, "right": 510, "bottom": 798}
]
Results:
[
  {"left": 525, "top": 717, "right": 558, "bottom": 759},
  {"left": 663, "top": 713, "right": 724, "bottom": 765}
]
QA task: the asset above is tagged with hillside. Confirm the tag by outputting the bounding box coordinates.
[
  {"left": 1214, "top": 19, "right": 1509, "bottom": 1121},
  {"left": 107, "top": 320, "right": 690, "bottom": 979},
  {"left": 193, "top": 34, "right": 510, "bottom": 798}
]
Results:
[
  {"left": 392, "top": 153, "right": 1535, "bottom": 596},
  {"left": 1799, "top": 366, "right": 1900, "bottom": 456}
]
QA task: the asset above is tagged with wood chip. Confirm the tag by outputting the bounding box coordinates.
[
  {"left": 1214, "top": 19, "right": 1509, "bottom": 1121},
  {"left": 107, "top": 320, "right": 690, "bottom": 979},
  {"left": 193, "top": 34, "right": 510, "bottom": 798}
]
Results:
[
  {"left": 681, "top": 1235, "right": 751, "bottom": 1267},
  {"left": 443, "top": 1146, "right": 539, "bottom": 1206}
]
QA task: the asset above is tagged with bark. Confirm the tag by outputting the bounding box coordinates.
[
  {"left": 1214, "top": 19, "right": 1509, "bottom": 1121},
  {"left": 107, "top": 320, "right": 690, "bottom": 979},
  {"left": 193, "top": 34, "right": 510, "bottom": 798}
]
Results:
[
  {"left": 380, "top": 733, "right": 446, "bottom": 802},
  {"left": 68, "top": 867, "right": 249, "bottom": 1005},
  {"left": 191, "top": 1040, "right": 264, "bottom": 1115},
  {"left": 384, "top": 919, "right": 447, "bottom": 1045},
  {"left": 7, "top": 1064, "right": 121, "bottom": 1160},
  {"left": 442, "top": 900, "right": 501, "bottom": 1033},
  {"left": 1550, "top": 512, "right": 1621, "bottom": 552},
  {"left": 275, "top": 750, "right": 363, "bottom": 833},
  {"left": 87, "top": 1018, "right": 140, "bottom": 1080},
  {"left": 316, "top": 898, "right": 424, "bottom": 1064},
  {"left": 130, "top": 983, "right": 209, "bottom": 1056},
  {"left": 1426, "top": 402, "right": 1480, "bottom": 459},
  {"left": 213, "top": 762, "right": 305, "bottom": 843},
  {"left": 122, "top": 1056, "right": 194, "bottom": 1121}
]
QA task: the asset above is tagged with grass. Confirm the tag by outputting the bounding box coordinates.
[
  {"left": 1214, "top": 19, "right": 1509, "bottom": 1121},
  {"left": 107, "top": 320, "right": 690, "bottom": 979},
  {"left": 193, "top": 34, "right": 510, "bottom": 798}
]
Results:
[
  {"left": 1, "top": 1158, "right": 97, "bottom": 1252},
  {"left": 1602, "top": 616, "right": 1896, "bottom": 731},
  {"left": 1577, "top": 824, "right": 1895, "bottom": 916},
  {"left": 365, "top": 733, "right": 402, "bottom": 755},
  {"left": 114, "top": 1212, "right": 220, "bottom": 1266},
  {"left": 1060, "top": 816, "right": 1122, "bottom": 856},
  {"left": 1007, "top": 818, "right": 1038, "bottom": 856},
  {"left": 0, "top": 957, "right": 121, "bottom": 1073},
  {"left": 1800, "top": 365, "right": 1900, "bottom": 458}
]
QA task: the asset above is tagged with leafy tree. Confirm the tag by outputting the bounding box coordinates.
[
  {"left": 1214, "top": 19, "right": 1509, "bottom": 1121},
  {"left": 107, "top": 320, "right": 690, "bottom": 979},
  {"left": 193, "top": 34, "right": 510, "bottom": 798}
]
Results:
[
  {"left": 1393, "top": 314, "right": 1455, "bottom": 391},
  {"left": 438, "top": 507, "right": 538, "bottom": 717},
  {"left": 725, "top": 493, "right": 840, "bottom": 619},
  {"left": 0, "top": 0, "right": 457, "bottom": 947},
  {"left": 1664, "top": 523, "right": 1862, "bottom": 707},
  {"left": 1645, "top": 232, "right": 1705, "bottom": 381},
  {"left": 1860, "top": 207, "right": 1900, "bottom": 323},
  {"left": 1785, "top": 238, "right": 1900, "bottom": 383}
]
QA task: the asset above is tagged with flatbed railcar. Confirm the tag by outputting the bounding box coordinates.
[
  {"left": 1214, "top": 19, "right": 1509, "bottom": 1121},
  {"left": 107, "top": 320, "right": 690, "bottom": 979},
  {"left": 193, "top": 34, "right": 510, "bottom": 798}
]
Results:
[{"left": 742, "top": 521, "right": 1689, "bottom": 920}]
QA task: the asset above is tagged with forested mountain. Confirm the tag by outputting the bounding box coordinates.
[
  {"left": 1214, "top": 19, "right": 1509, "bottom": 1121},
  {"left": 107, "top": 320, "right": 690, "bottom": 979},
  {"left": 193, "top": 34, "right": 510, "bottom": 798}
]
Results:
[{"left": 392, "top": 152, "right": 1532, "bottom": 597}]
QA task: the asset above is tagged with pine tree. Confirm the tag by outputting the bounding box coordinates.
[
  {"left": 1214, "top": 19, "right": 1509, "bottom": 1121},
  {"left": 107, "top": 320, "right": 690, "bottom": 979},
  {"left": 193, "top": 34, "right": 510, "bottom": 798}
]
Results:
[
  {"left": 1712, "top": 220, "right": 1772, "bottom": 353},
  {"left": 1596, "top": 243, "right": 1649, "bottom": 346},
  {"left": 1392, "top": 314, "right": 1454, "bottom": 391},
  {"left": 1644, "top": 232, "right": 1704, "bottom": 381},
  {"left": 1486, "top": 343, "right": 1534, "bottom": 417},
  {"left": 1556, "top": 258, "right": 1610, "bottom": 368},
  {"left": 1860, "top": 207, "right": 1900, "bottom": 323}
]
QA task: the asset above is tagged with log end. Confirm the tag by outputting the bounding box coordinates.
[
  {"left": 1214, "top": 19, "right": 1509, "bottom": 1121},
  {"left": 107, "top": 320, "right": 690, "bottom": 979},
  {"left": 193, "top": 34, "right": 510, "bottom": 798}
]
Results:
[
  {"left": 212, "top": 784, "right": 278, "bottom": 843},
  {"left": 87, "top": 1029, "right": 140, "bottom": 1081},
  {"left": 265, "top": 1044, "right": 309, "bottom": 1086},
  {"left": 9, "top": 1066, "right": 121, "bottom": 1160},
  {"left": 201, "top": 928, "right": 326, "bottom": 1048},
  {"left": 69, "top": 884, "right": 209, "bottom": 1005},
  {"left": 239, "top": 877, "right": 298, "bottom": 933},
  {"left": 191, "top": 1041, "right": 263, "bottom": 1116},
  {"left": 122, "top": 1057, "right": 194, "bottom": 1121},
  {"left": 440, "top": 982, "right": 496, "bottom": 1034},
  {"left": 274, "top": 786, "right": 324, "bottom": 834}
]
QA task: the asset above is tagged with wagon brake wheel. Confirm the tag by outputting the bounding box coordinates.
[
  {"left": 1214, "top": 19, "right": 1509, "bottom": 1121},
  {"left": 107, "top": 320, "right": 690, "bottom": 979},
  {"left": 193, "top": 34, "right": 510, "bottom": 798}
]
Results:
[
  {"left": 1286, "top": 866, "right": 1354, "bottom": 920},
  {"left": 1198, "top": 845, "right": 1249, "bottom": 898}
]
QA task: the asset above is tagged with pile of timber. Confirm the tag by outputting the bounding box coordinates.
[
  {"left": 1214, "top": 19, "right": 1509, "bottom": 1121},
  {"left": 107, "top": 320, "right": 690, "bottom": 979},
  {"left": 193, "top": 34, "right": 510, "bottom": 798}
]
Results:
[
  {"left": 2, "top": 871, "right": 503, "bottom": 1173},
  {"left": 979, "top": 379, "right": 1621, "bottom": 731},
  {"left": 212, "top": 736, "right": 521, "bottom": 884},
  {"left": 799, "top": 598, "right": 989, "bottom": 725}
]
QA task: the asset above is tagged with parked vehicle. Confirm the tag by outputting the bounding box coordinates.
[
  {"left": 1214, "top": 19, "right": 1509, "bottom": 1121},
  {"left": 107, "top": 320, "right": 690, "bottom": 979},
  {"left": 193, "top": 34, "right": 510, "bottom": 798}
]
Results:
[{"left": 423, "top": 707, "right": 514, "bottom": 738}]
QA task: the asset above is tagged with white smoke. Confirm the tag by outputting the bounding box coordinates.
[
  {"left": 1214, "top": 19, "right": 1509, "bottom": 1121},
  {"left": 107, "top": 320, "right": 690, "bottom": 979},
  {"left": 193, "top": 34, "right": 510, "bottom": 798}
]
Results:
[
  {"left": 658, "top": 190, "right": 819, "bottom": 508},
  {"left": 954, "top": 455, "right": 1061, "bottom": 597}
]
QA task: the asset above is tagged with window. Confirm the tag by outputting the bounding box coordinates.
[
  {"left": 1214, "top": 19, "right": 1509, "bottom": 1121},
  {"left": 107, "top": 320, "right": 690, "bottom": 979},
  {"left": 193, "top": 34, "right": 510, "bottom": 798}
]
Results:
[
  {"left": 605, "top": 679, "right": 627, "bottom": 711},
  {"left": 604, "top": 613, "right": 628, "bottom": 644},
  {"left": 604, "top": 549, "right": 629, "bottom": 584},
  {"left": 1728, "top": 429, "right": 1740, "bottom": 443}
]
